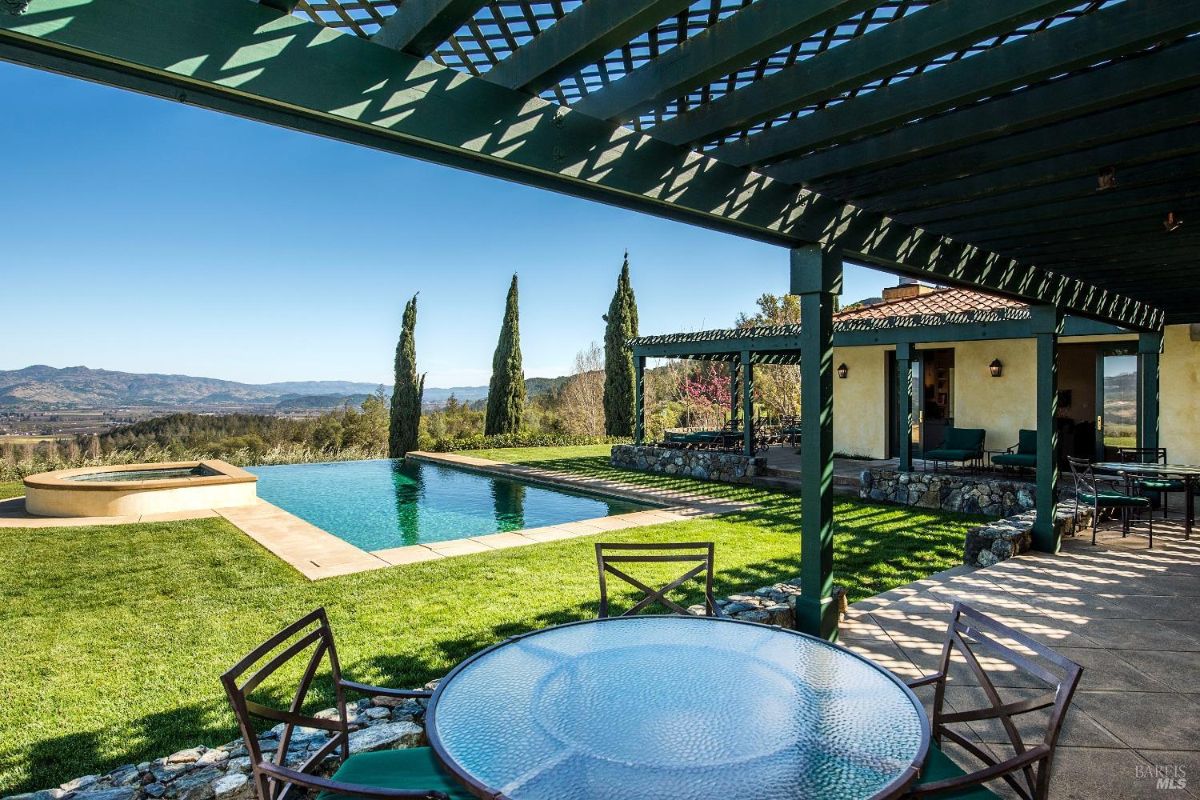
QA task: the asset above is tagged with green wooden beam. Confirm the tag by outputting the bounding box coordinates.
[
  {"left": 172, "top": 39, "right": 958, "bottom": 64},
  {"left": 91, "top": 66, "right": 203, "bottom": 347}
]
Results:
[
  {"left": 768, "top": 38, "right": 1200, "bottom": 185},
  {"left": 895, "top": 341, "right": 913, "bottom": 473},
  {"left": 903, "top": 155, "right": 1200, "bottom": 228},
  {"left": 810, "top": 88, "right": 1200, "bottom": 200},
  {"left": 936, "top": 182, "right": 1200, "bottom": 240},
  {"left": 1138, "top": 332, "right": 1162, "bottom": 453},
  {"left": 1031, "top": 305, "right": 1062, "bottom": 553},
  {"left": 793, "top": 245, "right": 841, "bottom": 641},
  {"left": 966, "top": 197, "right": 1200, "bottom": 248},
  {"left": 571, "top": 0, "right": 875, "bottom": 123},
  {"left": 0, "top": 0, "right": 1164, "bottom": 330},
  {"left": 648, "top": 0, "right": 1083, "bottom": 147},
  {"left": 634, "top": 355, "right": 645, "bottom": 444},
  {"left": 485, "top": 0, "right": 692, "bottom": 95},
  {"left": 723, "top": 0, "right": 1200, "bottom": 169},
  {"left": 861, "top": 127, "right": 1200, "bottom": 215},
  {"left": 259, "top": 0, "right": 299, "bottom": 13},
  {"left": 371, "top": 0, "right": 487, "bottom": 57},
  {"left": 741, "top": 351, "right": 753, "bottom": 456}
]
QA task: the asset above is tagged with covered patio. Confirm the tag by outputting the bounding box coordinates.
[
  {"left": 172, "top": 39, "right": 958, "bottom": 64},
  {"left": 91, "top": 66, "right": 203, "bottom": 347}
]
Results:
[{"left": 3, "top": 1, "right": 1199, "bottom": 797}]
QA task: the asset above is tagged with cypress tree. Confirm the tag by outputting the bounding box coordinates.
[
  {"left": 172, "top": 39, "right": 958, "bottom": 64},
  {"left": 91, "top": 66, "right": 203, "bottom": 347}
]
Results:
[
  {"left": 603, "top": 252, "right": 639, "bottom": 436},
  {"left": 485, "top": 274, "right": 526, "bottom": 435},
  {"left": 388, "top": 294, "right": 425, "bottom": 457}
]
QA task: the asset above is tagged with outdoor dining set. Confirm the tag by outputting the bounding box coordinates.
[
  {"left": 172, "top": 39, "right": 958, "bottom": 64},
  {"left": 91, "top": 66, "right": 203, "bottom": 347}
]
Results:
[{"left": 222, "top": 542, "right": 1084, "bottom": 800}]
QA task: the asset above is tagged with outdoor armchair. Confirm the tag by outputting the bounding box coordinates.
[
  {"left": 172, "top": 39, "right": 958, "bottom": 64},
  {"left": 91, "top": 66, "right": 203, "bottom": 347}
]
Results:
[
  {"left": 1117, "top": 447, "right": 1185, "bottom": 519},
  {"left": 923, "top": 427, "right": 986, "bottom": 471},
  {"left": 1067, "top": 456, "right": 1153, "bottom": 547},
  {"left": 991, "top": 429, "right": 1037, "bottom": 471},
  {"left": 221, "top": 608, "right": 471, "bottom": 800},
  {"left": 904, "top": 602, "right": 1084, "bottom": 800}
]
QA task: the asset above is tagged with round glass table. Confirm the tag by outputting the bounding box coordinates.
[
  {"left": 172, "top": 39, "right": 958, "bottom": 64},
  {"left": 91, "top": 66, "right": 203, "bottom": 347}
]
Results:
[{"left": 427, "top": 616, "right": 929, "bottom": 800}]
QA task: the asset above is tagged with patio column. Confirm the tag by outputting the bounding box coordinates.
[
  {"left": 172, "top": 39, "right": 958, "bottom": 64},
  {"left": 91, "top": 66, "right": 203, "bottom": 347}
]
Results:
[
  {"left": 729, "top": 361, "right": 740, "bottom": 428},
  {"left": 1031, "top": 305, "right": 1063, "bottom": 553},
  {"left": 634, "top": 354, "right": 645, "bottom": 445},
  {"left": 896, "top": 342, "right": 914, "bottom": 472},
  {"left": 1138, "top": 331, "right": 1162, "bottom": 452},
  {"left": 792, "top": 244, "right": 842, "bottom": 641},
  {"left": 741, "top": 350, "right": 754, "bottom": 456}
]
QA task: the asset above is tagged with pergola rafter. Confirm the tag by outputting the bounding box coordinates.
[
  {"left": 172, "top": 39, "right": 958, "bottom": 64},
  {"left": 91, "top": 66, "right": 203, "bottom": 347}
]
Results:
[{"left": 0, "top": 0, "right": 1166, "bottom": 332}]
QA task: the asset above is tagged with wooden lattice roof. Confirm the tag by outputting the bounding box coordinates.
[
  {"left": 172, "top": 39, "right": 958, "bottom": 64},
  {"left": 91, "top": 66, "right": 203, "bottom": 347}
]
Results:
[{"left": 3, "top": 0, "right": 1197, "bottom": 327}]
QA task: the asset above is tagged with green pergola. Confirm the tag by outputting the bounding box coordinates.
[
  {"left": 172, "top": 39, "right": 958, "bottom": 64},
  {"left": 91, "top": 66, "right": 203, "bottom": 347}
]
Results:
[{"left": 4, "top": 0, "right": 1196, "bottom": 639}]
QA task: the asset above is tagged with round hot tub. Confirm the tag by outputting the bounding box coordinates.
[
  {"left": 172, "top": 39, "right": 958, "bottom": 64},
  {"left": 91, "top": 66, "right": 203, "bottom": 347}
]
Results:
[{"left": 22, "top": 460, "right": 258, "bottom": 517}]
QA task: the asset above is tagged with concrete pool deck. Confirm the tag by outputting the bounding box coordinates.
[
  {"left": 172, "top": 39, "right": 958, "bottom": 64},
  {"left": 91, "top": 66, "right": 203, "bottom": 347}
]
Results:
[{"left": 0, "top": 454, "right": 752, "bottom": 579}]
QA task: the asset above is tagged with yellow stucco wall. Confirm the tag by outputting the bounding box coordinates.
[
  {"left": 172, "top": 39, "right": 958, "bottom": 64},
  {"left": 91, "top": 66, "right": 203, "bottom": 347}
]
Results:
[
  {"left": 831, "top": 345, "right": 889, "bottom": 458},
  {"left": 1161, "top": 324, "right": 1200, "bottom": 464},
  {"left": 950, "top": 339, "right": 1037, "bottom": 452}
]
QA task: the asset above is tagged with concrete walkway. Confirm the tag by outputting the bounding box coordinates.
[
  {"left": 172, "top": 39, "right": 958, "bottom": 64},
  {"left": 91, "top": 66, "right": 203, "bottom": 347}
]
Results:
[{"left": 839, "top": 523, "right": 1200, "bottom": 799}]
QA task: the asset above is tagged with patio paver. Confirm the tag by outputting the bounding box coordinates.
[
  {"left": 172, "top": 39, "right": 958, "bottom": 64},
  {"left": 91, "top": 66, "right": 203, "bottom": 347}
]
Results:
[{"left": 840, "top": 523, "right": 1200, "bottom": 799}]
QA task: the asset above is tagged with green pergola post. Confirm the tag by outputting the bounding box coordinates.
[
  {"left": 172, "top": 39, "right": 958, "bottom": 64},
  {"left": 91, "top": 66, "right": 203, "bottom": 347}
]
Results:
[
  {"left": 634, "top": 354, "right": 646, "bottom": 445},
  {"left": 895, "top": 342, "right": 914, "bottom": 472},
  {"left": 792, "top": 244, "right": 842, "bottom": 641},
  {"left": 728, "top": 361, "right": 740, "bottom": 428},
  {"left": 741, "top": 350, "right": 754, "bottom": 456},
  {"left": 1138, "top": 332, "right": 1162, "bottom": 452},
  {"left": 1031, "top": 305, "right": 1063, "bottom": 553}
]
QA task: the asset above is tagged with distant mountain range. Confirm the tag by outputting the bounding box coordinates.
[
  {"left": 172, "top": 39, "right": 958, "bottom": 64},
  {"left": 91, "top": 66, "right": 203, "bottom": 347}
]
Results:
[{"left": 0, "top": 365, "right": 565, "bottom": 412}]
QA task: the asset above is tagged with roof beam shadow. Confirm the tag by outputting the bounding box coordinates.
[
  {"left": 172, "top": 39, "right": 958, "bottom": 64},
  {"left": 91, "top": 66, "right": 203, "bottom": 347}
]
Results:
[{"left": 372, "top": 0, "right": 488, "bottom": 57}]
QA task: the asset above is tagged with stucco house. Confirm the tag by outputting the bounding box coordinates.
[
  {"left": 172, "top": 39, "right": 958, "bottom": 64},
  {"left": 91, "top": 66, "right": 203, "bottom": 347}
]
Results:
[{"left": 830, "top": 282, "right": 1200, "bottom": 465}]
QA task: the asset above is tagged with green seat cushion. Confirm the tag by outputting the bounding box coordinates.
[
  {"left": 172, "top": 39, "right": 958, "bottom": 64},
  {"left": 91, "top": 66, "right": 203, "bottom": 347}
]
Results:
[
  {"left": 914, "top": 744, "right": 1000, "bottom": 799},
  {"left": 1137, "top": 478, "right": 1186, "bottom": 491},
  {"left": 925, "top": 449, "right": 979, "bottom": 462},
  {"left": 1016, "top": 429, "right": 1038, "bottom": 455},
  {"left": 316, "top": 748, "right": 473, "bottom": 800},
  {"left": 1080, "top": 491, "right": 1151, "bottom": 508},
  {"left": 992, "top": 453, "right": 1037, "bottom": 468}
]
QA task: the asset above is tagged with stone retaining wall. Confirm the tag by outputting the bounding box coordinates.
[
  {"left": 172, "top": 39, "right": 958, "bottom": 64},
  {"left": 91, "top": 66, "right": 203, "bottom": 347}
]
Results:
[
  {"left": 859, "top": 468, "right": 1035, "bottom": 517},
  {"left": 963, "top": 504, "right": 1094, "bottom": 568},
  {"left": 610, "top": 444, "right": 765, "bottom": 484}
]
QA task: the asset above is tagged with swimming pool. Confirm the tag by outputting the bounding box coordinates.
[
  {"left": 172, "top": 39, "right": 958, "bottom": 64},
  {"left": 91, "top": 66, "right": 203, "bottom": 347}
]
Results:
[{"left": 248, "top": 459, "right": 650, "bottom": 552}]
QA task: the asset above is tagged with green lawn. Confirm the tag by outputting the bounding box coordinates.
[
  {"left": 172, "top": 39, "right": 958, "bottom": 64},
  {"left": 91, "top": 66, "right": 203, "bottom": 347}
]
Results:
[
  {"left": 0, "top": 446, "right": 979, "bottom": 793},
  {"left": 0, "top": 482, "right": 23, "bottom": 500}
]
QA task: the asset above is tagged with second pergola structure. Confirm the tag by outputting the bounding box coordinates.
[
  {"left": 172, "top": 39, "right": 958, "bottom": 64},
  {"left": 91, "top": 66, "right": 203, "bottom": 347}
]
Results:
[{"left": 4, "top": 0, "right": 1193, "bottom": 638}]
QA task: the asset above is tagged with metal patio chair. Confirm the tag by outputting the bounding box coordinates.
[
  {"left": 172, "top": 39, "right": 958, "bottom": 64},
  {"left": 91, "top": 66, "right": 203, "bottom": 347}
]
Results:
[
  {"left": 1117, "top": 446, "right": 1185, "bottom": 520},
  {"left": 905, "top": 602, "right": 1084, "bottom": 800},
  {"left": 221, "top": 608, "right": 471, "bottom": 800},
  {"left": 1066, "top": 455, "right": 1153, "bottom": 547},
  {"left": 595, "top": 541, "right": 723, "bottom": 618}
]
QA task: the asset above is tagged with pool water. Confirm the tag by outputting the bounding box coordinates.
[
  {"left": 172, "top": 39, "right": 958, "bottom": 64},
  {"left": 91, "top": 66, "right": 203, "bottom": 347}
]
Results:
[
  {"left": 65, "top": 466, "right": 209, "bottom": 482},
  {"left": 248, "top": 459, "right": 650, "bottom": 552}
]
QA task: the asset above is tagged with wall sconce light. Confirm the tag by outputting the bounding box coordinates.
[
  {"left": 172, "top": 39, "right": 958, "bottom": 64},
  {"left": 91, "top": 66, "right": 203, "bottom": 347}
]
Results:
[
  {"left": 989, "top": 358, "right": 1003, "bottom": 378},
  {"left": 1096, "top": 166, "right": 1117, "bottom": 192},
  {"left": 1164, "top": 211, "right": 1183, "bottom": 233},
  {"left": 837, "top": 363, "right": 849, "bottom": 379}
]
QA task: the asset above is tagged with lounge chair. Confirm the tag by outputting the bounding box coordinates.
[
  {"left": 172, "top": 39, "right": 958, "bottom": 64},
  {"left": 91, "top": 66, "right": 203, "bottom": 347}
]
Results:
[
  {"left": 992, "top": 429, "right": 1037, "bottom": 471},
  {"left": 923, "top": 427, "right": 985, "bottom": 470}
]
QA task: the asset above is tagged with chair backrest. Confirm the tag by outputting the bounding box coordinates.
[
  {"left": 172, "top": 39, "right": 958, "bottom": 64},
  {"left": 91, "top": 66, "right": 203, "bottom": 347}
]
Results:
[
  {"left": 221, "top": 609, "right": 350, "bottom": 800},
  {"left": 1117, "top": 447, "right": 1167, "bottom": 465},
  {"left": 945, "top": 427, "right": 986, "bottom": 454},
  {"left": 925, "top": 603, "right": 1083, "bottom": 800},
  {"left": 1065, "top": 455, "right": 1099, "bottom": 501},
  {"left": 595, "top": 542, "right": 718, "bottom": 618},
  {"left": 1017, "top": 429, "right": 1038, "bottom": 455}
]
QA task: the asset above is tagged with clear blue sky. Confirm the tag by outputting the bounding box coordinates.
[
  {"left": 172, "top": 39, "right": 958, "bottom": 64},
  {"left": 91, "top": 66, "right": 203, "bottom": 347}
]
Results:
[{"left": 1, "top": 61, "right": 896, "bottom": 388}]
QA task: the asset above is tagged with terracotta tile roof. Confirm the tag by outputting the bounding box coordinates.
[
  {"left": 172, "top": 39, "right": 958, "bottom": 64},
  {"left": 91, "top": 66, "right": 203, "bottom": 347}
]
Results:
[{"left": 835, "top": 287, "right": 1027, "bottom": 321}]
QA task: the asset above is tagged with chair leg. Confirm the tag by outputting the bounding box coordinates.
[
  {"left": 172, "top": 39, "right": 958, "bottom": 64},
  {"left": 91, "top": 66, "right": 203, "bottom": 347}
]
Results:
[{"left": 1092, "top": 507, "right": 1099, "bottom": 545}]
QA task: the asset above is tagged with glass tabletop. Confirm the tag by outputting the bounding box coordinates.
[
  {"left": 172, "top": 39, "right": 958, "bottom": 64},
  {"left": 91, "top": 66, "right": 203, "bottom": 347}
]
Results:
[
  {"left": 1094, "top": 462, "right": 1200, "bottom": 477},
  {"left": 427, "top": 616, "right": 929, "bottom": 800}
]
